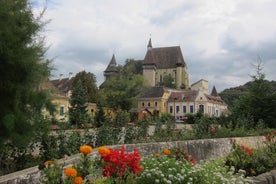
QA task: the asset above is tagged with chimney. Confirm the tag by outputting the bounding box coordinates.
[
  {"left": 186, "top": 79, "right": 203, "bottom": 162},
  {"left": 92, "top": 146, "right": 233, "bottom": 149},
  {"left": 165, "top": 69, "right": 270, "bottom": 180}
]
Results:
[
  {"left": 59, "top": 74, "right": 63, "bottom": 80},
  {"left": 69, "top": 72, "right": 73, "bottom": 79}
]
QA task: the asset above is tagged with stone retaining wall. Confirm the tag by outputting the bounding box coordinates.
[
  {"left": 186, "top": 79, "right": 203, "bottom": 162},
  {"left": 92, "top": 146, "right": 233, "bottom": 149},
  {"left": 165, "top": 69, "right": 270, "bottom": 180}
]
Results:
[{"left": 0, "top": 136, "right": 265, "bottom": 184}]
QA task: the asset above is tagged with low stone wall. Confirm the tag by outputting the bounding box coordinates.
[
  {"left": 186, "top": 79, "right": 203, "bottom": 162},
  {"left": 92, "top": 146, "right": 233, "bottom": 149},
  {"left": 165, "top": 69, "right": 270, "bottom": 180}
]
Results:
[
  {"left": 249, "top": 170, "right": 276, "bottom": 184},
  {"left": 0, "top": 136, "right": 265, "bottom": 184}
]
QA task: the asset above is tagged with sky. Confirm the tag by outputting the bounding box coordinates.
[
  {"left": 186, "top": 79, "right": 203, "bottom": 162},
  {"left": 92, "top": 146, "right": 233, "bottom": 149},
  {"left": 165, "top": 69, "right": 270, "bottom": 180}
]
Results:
[{"left": 33, "top": 0, "right": 276, "bottom": 92}]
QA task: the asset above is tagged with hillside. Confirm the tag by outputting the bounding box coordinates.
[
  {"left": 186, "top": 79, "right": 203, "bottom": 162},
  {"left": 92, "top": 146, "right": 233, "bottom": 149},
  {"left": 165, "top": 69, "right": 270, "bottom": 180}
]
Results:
[{"left": 219, "top": 80, "right": 276, "bottom": 109}]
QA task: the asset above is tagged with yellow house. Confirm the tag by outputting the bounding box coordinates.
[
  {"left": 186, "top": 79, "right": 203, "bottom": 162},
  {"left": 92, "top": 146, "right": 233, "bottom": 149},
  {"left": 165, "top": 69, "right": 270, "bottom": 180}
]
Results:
[{"left": 137, "top": 87, "right": 171, "bottom": 116}]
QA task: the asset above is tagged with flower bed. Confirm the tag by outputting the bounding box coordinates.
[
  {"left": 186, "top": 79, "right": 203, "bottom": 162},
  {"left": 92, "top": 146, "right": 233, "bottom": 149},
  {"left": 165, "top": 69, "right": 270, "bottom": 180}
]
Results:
[{"left": 40, "top": 145, "right": 250, "bottom": 183}]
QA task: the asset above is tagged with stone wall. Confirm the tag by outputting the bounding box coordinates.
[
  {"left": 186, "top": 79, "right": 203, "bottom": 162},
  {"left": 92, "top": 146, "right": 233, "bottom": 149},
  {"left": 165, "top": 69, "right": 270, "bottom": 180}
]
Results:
[{"left": 0, "top": 136, "right": 265, "bottom": 184}]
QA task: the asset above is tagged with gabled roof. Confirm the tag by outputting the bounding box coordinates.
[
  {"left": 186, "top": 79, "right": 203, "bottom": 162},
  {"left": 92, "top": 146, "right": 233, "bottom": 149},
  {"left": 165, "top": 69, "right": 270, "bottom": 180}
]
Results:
[
  {"left": 138, "top": 87, "right": 168, "bottom": 99},
  {"left": 50, "top": 77, "right": 74, "bottom": 94},
  {"left": 143, "top": 42, "right": 186, "bottom": 69},
  {"left": 104, "top": 54, "right": 118, "bottom": 73},
  {"left": 168, "top": 90, "right": 198, "bottom": 102}
]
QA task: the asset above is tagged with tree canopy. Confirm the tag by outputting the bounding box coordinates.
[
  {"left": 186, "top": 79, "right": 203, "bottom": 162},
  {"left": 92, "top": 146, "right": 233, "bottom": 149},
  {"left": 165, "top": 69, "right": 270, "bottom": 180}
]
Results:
[
  {"left": 72, "top": 71, "right": 99, "bottom": 103},
  {"left": 0, "top": 0, "right": 51, "bottom": 148},
  {"left": 231, "top": 62, "right": 276, "bottom": 128}
]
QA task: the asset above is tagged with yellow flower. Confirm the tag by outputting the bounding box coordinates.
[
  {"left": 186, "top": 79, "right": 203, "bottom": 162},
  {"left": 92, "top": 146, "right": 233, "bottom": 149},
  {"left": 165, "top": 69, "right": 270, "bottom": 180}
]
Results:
[
  {"left": 80, "top": 145, "right": 93, "bottom": 155},
  {"left": 64, "top": 167, "right": 77, "bottom": 178},
  {"left": 154, "top": 153, "right": 160, "bottom": 157},
  {"left": 98, "top": 146, "right": 111, "bottom": 157},
  {"left": 74, "top": 176, "right": 83, "bottom": 184},
  {"left": 44, "top": 160, "right": 54, "bottom": 166},
  {"left": 163, "top": 148, "right": 171, "bottom": 155},
  {"left": 251, "top": 169, "right": 256, "bottom": 176}
]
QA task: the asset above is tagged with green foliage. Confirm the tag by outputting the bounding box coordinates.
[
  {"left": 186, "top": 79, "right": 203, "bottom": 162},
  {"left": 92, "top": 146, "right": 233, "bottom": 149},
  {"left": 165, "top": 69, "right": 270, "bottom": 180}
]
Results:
[
  {"left": 101, "top": 59, "right": 146, "bottom": 111},
  {"left": 160, "top": 74, "right": 176, "bottom": 88},
  {"left": 94, "top": 102, "right": 106, "bottom": 128},
  {"left": 72, "top": 71, "right": 99, "bottom": 103},
  {"left": 0, "top": 0, "right": 52, "bottom": 148},
  {"left": 69, "top": 80, "right": 89, "bottom": 127},
  {"left": 113, "top": 110, "right": 130, "bottom": 127},
  {"left": 231, "top": 62, "right": 276, "bottom": 128}
]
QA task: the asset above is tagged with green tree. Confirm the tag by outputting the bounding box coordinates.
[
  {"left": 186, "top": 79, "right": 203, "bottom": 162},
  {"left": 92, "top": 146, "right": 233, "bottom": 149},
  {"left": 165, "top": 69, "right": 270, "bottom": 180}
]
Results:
[
  {"left": 0, "top": 0, "right": 51, "bottom": 148},
  {"left": 72, "top": 71, "right": 99, "bottom": 103},
  {"left": 231, "top": 61, "right": 276, "bottom": 128},
  {"left": 101, "top": 59, "right": 145, "bottom": 110},
  {"left": 161, "top": 74, "right": 176, "bottom": 88},
  {"left": 94, "top": 102, "right": 106, "bottom": 127},
  {"left": 69, "top": 80, "right": 89, "bottom": 128}
]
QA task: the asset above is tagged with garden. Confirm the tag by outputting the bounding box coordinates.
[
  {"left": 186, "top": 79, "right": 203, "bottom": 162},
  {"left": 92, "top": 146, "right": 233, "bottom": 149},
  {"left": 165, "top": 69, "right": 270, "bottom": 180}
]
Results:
[{"left": 39, "top": 131, "right": 276, "bottom": 184}]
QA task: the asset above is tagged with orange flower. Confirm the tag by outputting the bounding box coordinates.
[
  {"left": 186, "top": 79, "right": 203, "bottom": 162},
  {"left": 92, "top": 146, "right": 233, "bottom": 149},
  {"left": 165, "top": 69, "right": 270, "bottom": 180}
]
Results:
[
  {"left": 154, "top": 153, "right": 160, "bottom": 157},
  {"left": 64, "top": 167, "right": 77, "bottom": 178},
  {"left": 163, "top": 148, "right": 171, "bottom": 155},
  {"left": 98, "top": 146, "right": 111, "bottom": 157},
  {"left": 80, "top": 145, "right": 93, "bottom": 155},
  {"left": 44, "top": 160, "right": 54, "bottom": 166},
  {"left": 74, "top": 176, "right": 83, "bottom": 184}
]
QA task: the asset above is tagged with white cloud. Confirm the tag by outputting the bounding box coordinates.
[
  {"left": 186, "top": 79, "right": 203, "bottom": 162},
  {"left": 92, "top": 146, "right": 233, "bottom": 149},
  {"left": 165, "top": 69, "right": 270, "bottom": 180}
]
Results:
[{"left": 36, "top": 0, "right": 276, "bottom": 91}]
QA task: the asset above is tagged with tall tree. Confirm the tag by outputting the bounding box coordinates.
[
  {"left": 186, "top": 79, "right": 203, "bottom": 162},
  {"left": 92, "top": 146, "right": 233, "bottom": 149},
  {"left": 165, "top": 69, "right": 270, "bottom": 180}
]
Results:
[
  {"left": 231, "top": 61, "right": 276, "bottom": 128},
  {"left": 72, "top": 71, "right": 99, "bottom": 103},
  {"left": 0, "top": 0, "right": 51, "bottom": 148},
  {"left": 69, "top": 80, "right": 89, "bottom": 127}
]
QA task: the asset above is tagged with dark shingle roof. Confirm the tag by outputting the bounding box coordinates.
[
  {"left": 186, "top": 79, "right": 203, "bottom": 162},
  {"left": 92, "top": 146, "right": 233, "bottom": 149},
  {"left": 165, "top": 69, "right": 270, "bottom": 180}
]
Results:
[
  {"left": 143, "top": 46, "right": 186, "bottom": 69},
  {"left": 104, "top": 54, "right": 118, "bottom": 73},
  {"left": 138, "top": 87, "right": 167, "bottom": 98}
]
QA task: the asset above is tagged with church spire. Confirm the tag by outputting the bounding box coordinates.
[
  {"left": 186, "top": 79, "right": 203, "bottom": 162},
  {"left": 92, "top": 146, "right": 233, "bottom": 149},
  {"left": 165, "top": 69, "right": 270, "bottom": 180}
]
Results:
[
  {"left": 147, "top": 37, "right": 152, "bottom": 51},
  {"left": 211, "top": 86, "right": 218, "bottom": 96}
]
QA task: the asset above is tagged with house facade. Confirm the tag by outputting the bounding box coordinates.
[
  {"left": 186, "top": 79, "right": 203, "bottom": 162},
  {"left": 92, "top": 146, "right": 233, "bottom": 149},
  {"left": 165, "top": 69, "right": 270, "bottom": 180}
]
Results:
[
  {"left": 137, "top": 83, "right": 228, "bottom": 120},
  {"left": 142, "top": 38, "right": 190, "bottom": 89},
  {"left": 137, "top": 87, "right": 171, "bottom": 116}
]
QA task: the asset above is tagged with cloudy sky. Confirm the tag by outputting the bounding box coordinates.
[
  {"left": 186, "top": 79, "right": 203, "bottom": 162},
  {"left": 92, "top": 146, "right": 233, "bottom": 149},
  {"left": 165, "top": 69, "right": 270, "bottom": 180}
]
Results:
[{"left": 34, "top": 0, "right": 276, "bottom": 92}]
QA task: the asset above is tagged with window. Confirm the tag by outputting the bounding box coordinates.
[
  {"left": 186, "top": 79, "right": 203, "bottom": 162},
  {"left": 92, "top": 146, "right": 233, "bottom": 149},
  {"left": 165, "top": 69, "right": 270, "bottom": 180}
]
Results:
[
  {"left": 160, "top": 75, "right": 163, "bottom": 82},
  {"left": 155, "top": 102, "right": 158, "bottom": 107},
  {"left": 169, "top": 106, "right": 173, "bottom": 113},
  {"left": 176, "top": 105, "right": 180, "bottom": 113},
  {"left": 60, "top": 105, "right": 64, "bottom": 116},
  {"left": 190, "top": 105, "right": 194, "bottom": 113},
  {"left": 142, "top": 102, "right": 144, "bottom": 107},
  {"left": 148, "top": 102, "right": 151, "bottom": 107},
  {"left": 183, "top": 105, "right": 186, "bottom": 113},
  {"left": 199, "top": 104, "right": 204, "bottom": 113}
]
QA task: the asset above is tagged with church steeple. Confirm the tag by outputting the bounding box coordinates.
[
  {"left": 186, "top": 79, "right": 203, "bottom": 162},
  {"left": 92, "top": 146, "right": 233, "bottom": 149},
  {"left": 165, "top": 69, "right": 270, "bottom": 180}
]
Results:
[
  {"left": 104, "top": 54, "right": 119, "bottom": 78},
  {"left": 147, "top": 37, "right": 152, "bottom": 51},
  {"left": 211, "top": 86, "right": 218, "bottom": 96}
]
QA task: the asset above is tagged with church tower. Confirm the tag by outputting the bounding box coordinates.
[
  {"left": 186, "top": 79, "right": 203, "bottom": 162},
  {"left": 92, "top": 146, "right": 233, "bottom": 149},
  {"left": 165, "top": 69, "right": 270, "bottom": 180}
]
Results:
[{"left": 142, "top": 38, "right": 190, "bottom": 89}]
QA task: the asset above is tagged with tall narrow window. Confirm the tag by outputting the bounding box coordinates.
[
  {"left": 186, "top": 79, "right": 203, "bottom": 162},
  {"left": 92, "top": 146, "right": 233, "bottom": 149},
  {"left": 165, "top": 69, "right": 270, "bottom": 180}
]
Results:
[
  {"left": 60, "top": 105, "right": 64, "bottom": 116},
  {"left": 176, "top": 105, "right": 180, "bottom": 113},
  {"left": 199, "top": 104, "right": 204, "bottom": 113},
  {"left": 183, "top": 105, "right": 186, "bottom": 113},
  {"left": 155, "top": 102, "right": 158, "bottom": 107},
  {"left": 190, "top": 105, "right": 194, "bottom": 113},
  {"left": 169, "top": 106, "right": 173, "bottom": 113}
]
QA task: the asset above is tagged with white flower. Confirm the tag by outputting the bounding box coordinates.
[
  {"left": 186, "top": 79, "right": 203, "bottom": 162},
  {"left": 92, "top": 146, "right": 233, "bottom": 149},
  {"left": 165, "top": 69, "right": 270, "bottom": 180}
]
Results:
[{"left": 155, "top": 179, "right": 160, "bottom": 183}]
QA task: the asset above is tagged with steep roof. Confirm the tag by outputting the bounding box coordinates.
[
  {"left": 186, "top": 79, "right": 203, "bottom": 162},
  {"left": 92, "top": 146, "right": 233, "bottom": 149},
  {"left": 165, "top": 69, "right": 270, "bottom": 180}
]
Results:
[
  {"left": 211, "top": 86, "right": 218, "bottom": 96},
  {"left": 138, "top": 87, "right": 168, "bottom": 98},
  {"left": 143, "top": 45, "right": 186, "bottom": 69},
  {"left": 104, "top": 54, "right": 118, "bottom": 73}
]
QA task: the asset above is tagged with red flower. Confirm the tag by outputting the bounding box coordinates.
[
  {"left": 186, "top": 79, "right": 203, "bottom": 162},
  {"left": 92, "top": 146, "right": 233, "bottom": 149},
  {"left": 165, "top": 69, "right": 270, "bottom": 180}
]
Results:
[
  {"left": 190, "top": 156, "right": 196, "bottom": 165},
  {"left": 101, "top": 146, "right": 142, "bottom": 178}
]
